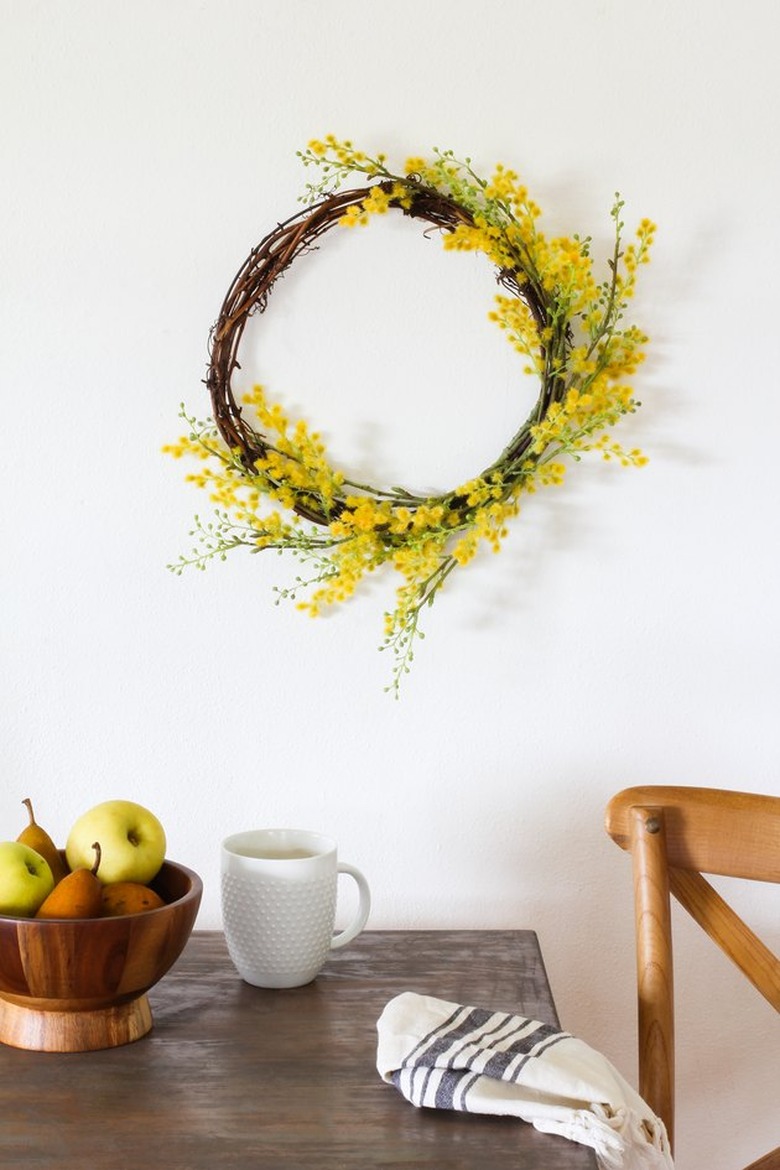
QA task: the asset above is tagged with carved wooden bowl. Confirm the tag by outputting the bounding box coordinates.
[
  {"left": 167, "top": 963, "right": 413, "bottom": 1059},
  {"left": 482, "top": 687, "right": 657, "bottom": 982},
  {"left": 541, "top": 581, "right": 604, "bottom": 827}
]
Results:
[{"left": 0, "top": 859, "right": 202, "bottom": 1052}]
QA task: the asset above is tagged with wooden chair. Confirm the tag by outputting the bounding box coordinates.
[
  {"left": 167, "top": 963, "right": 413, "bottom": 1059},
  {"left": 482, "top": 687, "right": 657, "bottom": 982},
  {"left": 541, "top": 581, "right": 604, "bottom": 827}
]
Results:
[{"left": 605, "top": 786, "right": 780, "bottom": 1168}]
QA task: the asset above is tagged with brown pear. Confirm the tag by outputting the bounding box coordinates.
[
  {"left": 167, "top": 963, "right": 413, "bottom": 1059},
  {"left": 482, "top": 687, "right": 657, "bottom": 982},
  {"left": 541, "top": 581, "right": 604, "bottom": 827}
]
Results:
[
  {"left": 17, "top": 797, "right": 68, "bottom": 885},
  {"left": 36, "top": 842, "right": 103, "bottom": 919},
  {"left": 101, "top": 881, "right": 166, "bottom": 916}
]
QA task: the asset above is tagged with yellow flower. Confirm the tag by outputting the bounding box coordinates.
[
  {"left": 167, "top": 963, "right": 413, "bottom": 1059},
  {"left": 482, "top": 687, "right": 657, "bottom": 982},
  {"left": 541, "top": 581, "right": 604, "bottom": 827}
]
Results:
[
  {"left": 339, "top": 204, "right": 368, "bottom": 228},
  {"left": 361, "top": 187, "right": 392, "bottom": 216}
]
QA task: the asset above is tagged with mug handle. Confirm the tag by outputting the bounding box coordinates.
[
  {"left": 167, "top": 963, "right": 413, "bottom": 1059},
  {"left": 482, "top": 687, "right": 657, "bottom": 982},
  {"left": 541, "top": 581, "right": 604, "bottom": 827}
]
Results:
[{"left": 330, "top": 863, "right": 371, "bottom": 950}]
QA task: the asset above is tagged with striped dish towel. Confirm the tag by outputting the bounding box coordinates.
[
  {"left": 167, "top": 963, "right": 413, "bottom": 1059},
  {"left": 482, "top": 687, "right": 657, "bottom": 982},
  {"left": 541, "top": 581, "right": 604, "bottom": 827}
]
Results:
[{"left": 376, "top": 992, "right": 673, "bottom": 1170}]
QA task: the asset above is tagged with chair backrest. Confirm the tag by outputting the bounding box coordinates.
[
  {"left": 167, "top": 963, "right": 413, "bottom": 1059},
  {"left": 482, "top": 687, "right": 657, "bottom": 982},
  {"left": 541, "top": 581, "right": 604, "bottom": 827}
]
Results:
[{"left": 605, "top": 785, "right": 780, "bottom": 1166}]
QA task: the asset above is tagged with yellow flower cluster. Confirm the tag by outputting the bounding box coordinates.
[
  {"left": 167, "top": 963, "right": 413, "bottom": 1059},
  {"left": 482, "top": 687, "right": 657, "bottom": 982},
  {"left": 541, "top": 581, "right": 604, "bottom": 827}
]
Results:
[
  {"left": 307, "top": 135, "right": 380, "bottom": 170},
  {"left": 338, "top": 182, "right": 415, "bottom": 228},
  {"left": 241, "top": 384, "right": 345, "bottom": 515},
  {"left": 488, "top": 296, "right": 546, "bottom": 375},
  {"left": 451, "top": 494, "right": 521, "bottom": 565}
]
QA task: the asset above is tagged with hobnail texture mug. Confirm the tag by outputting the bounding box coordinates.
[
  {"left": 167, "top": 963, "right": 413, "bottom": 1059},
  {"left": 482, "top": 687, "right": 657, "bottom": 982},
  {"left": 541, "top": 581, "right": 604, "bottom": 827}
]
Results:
[{"left": 221, "top": 829, "right": 371, "bottom": 988}]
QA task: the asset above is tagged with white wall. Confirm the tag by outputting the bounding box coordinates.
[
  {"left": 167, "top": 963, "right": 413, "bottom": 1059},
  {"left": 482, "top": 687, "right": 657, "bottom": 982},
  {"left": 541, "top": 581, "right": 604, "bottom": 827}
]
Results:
[{"left": 1, "top": 2, "right": 778, "bottom": 1166}]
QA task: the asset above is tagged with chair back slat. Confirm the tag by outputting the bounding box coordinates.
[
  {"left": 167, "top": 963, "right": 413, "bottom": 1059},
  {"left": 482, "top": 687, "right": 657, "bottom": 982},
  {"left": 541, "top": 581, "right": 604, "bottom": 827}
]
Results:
[{"left": 607, "top": 786, "right": 780, "bottom": 881}]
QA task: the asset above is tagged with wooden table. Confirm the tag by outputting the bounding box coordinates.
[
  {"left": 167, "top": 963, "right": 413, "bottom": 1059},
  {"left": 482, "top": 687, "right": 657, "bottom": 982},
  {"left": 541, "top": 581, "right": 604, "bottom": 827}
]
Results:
[{"left": 0, "top": 930, "right": 597, "bottom": 1169}]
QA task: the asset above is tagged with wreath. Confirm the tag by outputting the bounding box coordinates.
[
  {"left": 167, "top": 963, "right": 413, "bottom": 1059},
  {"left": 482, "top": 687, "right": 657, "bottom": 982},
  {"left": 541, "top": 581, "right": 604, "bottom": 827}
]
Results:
[{"left": 165, "top": 137, "right": 655, "bottom": 695}]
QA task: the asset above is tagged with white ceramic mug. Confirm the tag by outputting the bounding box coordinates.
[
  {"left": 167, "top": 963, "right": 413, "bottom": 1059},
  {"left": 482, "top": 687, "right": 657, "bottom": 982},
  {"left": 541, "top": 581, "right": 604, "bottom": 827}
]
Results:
[{"left": 220, "top": 828, "right": 371, "bottom": 988}]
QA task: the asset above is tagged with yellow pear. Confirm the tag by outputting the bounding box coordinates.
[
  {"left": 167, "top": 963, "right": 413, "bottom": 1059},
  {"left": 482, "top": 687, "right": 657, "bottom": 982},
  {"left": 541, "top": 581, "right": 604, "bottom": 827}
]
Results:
[
  {"left": 101, "top": 881, "right": 166, "bottom": 916},
  {"left": 17, "top": 798, "right": 68, "bottom": 885},
  {"left": 36, "top": 843, "right": 103, "bottom": 919}
]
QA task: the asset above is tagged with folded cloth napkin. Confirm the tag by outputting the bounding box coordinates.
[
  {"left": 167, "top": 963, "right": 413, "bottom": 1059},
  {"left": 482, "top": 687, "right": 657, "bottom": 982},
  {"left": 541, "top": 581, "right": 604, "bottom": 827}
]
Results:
[{"left": 377, "top": 992, "right": 673, "bottom": 1170}]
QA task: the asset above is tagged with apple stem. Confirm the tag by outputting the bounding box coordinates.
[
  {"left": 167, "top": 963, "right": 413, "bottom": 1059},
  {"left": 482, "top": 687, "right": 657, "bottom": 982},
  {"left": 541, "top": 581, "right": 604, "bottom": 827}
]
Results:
[{"left": 91, "top": 842, "right": 102, "bottom": 877}]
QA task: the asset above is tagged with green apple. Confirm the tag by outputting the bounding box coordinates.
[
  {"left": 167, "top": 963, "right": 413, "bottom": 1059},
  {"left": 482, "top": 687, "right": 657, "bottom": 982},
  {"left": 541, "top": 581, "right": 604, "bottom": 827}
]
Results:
[
  {"left": 0, "top": 841, "right": 55, "bottom": 917},
  {"left": 66, "top": 800, "right": 166, "bottom": 885}
]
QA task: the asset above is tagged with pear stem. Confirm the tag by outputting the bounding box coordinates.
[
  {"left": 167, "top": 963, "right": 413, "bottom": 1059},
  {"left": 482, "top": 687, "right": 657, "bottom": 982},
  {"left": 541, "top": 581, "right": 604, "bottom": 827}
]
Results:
[
  {"left": 22, "top": 797, "right": 36, "bottom": 827},
  {"left": 91, "top": 842, "right": 102, "bottom": 878}
]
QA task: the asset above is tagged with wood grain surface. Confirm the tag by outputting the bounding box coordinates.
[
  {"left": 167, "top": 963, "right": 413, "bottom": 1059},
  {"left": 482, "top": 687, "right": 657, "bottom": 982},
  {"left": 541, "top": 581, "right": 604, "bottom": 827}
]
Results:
[{"left": 0, "top": 930, "right": 597, "bottom": 1169}]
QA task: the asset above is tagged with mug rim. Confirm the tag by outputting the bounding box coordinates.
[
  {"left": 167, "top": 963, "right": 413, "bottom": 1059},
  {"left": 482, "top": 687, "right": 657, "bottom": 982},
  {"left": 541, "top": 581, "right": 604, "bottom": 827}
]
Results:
[{"left": 221, "top": 828, "right": 337, "bottom": 861}]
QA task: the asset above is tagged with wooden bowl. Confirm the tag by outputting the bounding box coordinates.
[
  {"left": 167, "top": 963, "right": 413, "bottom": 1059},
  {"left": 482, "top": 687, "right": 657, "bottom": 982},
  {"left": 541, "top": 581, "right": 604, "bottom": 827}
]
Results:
[{"left": 0, "top": 859, "right": 202, "bottom": 1052}]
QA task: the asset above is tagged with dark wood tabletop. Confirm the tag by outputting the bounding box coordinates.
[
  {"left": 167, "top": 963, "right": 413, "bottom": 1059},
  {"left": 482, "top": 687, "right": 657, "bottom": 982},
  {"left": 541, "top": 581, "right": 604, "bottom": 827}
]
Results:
[{"left": 0, "top": 930, "right": 597, "bottom": 1169}]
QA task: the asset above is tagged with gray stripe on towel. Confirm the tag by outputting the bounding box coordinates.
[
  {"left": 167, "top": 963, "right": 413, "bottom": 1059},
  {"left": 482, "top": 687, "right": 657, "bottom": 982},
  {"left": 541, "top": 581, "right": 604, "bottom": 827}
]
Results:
[{"left": 481, "top": 1021, "right": 569, "bottom": 1081}]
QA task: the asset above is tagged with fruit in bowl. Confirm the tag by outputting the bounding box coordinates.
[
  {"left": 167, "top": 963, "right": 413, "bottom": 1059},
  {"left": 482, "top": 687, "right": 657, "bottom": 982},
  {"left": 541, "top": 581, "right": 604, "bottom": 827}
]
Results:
[
  {"left": 0, "top": 841, "right": 55, "bottom": 918},
  {"left": 0, "top": 798, "right": 202, "bottom": 1051},
  {"left": 66, "top": 799, "right": 167, "bottom": 885},
  {"left": 17, "top": 797, "right": 67, "bottom": 884}
]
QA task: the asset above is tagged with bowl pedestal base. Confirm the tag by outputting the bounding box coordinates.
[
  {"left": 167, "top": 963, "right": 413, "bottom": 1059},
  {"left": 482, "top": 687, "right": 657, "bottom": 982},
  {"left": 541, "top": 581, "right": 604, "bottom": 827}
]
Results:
[{"left": 0, "top": 993, "right": 153, "bottom": 1052}]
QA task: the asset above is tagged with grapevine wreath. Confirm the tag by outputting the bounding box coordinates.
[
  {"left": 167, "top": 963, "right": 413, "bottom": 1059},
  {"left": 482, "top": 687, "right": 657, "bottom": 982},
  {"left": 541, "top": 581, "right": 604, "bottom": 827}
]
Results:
[{"left": 166, "top": 137, "right": 655, "bottom": 695}]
